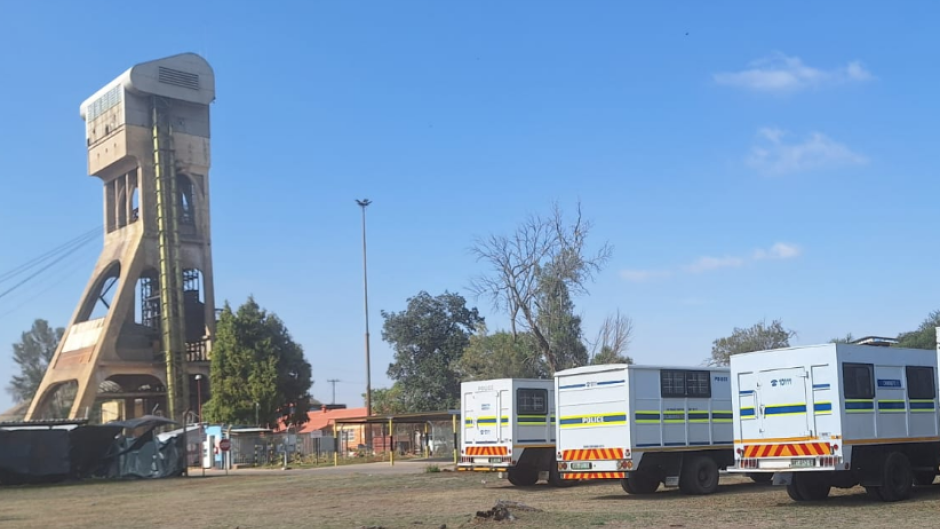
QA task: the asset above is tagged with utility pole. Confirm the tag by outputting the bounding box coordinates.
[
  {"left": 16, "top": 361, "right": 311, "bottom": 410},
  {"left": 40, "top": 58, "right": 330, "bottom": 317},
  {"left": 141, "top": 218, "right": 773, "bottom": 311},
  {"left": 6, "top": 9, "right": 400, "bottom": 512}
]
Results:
[
  {"left": 327, "top": 379, "right": 340, "bottom": 405},
  {"left": 355, "top": 199, "right": 373, "bottom": 416}
]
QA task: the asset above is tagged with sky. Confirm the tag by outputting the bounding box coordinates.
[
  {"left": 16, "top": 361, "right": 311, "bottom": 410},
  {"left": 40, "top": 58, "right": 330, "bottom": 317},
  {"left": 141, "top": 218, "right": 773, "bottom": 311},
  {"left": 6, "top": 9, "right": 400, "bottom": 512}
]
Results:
[{"left": 1, "top": 1, "right": 938, "bottom": 413}]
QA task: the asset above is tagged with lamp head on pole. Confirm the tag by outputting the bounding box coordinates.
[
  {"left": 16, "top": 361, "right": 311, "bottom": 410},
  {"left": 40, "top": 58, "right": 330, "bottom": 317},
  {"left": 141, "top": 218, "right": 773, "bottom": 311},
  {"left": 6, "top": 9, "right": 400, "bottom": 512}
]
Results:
[{"left": 356, "top": 199, "right": 372, "bottom": 208}]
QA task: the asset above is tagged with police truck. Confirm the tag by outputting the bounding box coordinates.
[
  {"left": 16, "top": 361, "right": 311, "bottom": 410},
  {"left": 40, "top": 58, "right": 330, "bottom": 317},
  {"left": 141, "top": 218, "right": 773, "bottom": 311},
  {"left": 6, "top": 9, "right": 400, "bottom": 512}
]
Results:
[
  {"left": 555, "top": 364, "right": 744, "bottom": 495},
  {"left": 729, "top": 341, "right": 940, "bottom": 502},
  {"left": 458, "top": 378, "right": 568, "bottom": 486}
]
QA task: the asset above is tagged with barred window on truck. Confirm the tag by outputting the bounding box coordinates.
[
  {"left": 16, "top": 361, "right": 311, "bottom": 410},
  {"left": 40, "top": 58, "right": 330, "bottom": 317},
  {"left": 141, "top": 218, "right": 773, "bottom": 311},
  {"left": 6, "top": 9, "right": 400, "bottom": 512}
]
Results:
[
  {"left": 843, "top": 363, "right": 874, "bottom": 399},
  {"left": 518, "top": 388, "right": 548, "bottom": 414},
  {"left": 906, "top": 366, "right": 936, "bottom": 400},
  {"left": 660, "top": 370, "right": 712, "bottom": 399}
]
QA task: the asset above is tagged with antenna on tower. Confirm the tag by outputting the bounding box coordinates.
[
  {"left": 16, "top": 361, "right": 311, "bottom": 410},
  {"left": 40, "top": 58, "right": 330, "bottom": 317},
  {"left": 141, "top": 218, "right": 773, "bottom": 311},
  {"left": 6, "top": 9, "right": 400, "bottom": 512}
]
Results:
[{"left": 327, "top": 379, "right": 340, "bottom": 405}]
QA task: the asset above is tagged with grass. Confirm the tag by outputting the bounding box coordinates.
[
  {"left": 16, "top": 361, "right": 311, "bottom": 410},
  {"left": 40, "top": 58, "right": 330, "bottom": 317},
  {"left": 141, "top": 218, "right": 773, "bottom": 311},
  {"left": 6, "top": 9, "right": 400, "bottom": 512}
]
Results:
[
  {"left": 2, "top": 470, "right": 940, "bottom": 528},
  {"left": 425, "top": 464, "right": 442, "bottom": 473}
]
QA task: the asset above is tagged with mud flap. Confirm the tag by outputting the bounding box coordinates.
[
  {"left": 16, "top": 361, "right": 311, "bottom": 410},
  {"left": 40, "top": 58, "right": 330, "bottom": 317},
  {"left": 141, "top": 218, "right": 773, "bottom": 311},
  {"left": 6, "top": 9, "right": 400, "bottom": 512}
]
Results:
[{"left": 773, "top": 472, "right": 791, "bottom": 486}]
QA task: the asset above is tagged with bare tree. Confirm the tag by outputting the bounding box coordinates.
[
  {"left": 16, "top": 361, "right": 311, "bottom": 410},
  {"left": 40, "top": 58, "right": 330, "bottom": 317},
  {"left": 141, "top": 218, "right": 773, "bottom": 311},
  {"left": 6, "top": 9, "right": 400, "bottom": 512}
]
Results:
[
  {"left": 589, "top": 310, "right": 634, "bottom": 361},
  {"left": 470, "top": 202, "right": 612, "bottom": 372}
]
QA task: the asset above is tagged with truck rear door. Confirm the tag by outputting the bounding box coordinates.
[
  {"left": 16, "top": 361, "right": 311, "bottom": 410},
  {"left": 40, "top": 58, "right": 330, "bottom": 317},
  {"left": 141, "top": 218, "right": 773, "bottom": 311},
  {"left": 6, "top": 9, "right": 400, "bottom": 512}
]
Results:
[
  {"left": 756, "top": 367, "right": 813, "bottom": 439},
  {"left": 464, "top": 389, "right": 502, "bottom": 446},
  {"left": 557, "top": 369, "right": 628, "bottom": 461}
]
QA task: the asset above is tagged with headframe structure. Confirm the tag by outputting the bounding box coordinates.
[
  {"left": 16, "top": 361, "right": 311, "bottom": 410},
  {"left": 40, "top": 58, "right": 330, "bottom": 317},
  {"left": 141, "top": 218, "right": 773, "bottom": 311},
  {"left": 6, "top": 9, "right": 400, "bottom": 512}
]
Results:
[{"left": 25, "top": 53, "right": 217, "bottom": 425}]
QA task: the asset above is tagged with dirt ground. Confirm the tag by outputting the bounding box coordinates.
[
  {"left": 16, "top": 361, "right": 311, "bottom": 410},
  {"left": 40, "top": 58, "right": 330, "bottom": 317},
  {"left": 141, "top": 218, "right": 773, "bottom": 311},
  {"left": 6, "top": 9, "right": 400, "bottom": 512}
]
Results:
[{"left": 3, "top": 468, "right": 940, "bottom": 529}]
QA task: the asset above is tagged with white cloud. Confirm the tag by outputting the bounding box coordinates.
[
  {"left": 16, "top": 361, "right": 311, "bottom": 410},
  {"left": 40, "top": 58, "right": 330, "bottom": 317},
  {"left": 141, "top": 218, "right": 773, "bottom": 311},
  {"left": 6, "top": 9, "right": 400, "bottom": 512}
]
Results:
[
  {"left": 620, "top": 269, "right": 671, "bottom": 283},
  {"left": 714, "top": 54, "right": 873, "bottom": 94},
  {"left": 685, "top": 256, "right": 745, "bottom": 274},
  {"left": 754, "top": 242, "right": 802, "bottom": 260},
  {"left": 622, "top": 243, "right": 804, "bottom": 283},
  {"left": 747, "top": 128, "right": 868, "bottom": 175}
]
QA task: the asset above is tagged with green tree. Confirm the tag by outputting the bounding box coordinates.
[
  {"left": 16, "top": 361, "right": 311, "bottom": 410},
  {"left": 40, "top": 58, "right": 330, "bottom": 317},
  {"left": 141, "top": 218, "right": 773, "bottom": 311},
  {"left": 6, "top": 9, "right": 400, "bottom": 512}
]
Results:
[
  {"left": 382, "top": 291, "right": 483, "bottom": 412},
  {"left": 471, "top": 202, "right": 612, "bottom": 372},
  {"left": 708, "top": 319, "right": 796, "bottom": 366},
  {"left": 7, "top": 319, "right": 64, "bottom": 403},
  {"left": 369, "top": 384, "right": 408, "bottom": 415},
  {"left": 591, "top": 346, "right": 634, "bottom": 365},
  {"left": 897, "top": 310, "right": 940, "bottom": 350},
  {"left": 203, "top": 297, "right": 313, "bottom": 428},
  {"left": 589, "top": 310, "right": 634, "bottom": 365},
  {"left": 534, "top": 260, "right": 588, "bottom": 370},
  {"left": 829, "top": 333, "right": 855, "bottom": 344},
  {"left": 457, "top": 323, "right": 548, "bottom": 380}
]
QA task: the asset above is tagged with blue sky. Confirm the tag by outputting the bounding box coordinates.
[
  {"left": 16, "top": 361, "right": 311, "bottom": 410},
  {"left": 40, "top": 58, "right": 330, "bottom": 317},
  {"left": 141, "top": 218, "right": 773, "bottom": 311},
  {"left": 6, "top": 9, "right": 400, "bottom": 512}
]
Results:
[{"left": 1, "top": 1, "right": 938, "bottom": 413}]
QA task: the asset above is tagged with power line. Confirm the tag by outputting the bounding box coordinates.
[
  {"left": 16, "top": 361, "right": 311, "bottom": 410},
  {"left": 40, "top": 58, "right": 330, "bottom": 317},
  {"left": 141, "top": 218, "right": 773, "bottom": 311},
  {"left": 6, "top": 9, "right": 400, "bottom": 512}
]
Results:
[
  {"left": 0, "top": 242, "right": 98, "bottom": 319},
  {"left": 0, "top": 231, "right": 101, "bottom": 302},
  {"left": 0, "top": 226, "right": 100, "bottom": 285}
]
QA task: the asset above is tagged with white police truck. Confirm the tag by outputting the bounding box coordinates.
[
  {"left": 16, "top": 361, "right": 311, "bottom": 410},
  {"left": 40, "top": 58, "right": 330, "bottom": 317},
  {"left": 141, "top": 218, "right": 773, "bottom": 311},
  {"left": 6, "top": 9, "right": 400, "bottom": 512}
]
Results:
[
  {"left": 458, "top": 378, "right": 568, "bottom": 486},
  {"left": 730, "top": 342, "right": 940, "bottom": 502},
  {"left": 555, "top": 364, "right": 741, "bottom": 495}
]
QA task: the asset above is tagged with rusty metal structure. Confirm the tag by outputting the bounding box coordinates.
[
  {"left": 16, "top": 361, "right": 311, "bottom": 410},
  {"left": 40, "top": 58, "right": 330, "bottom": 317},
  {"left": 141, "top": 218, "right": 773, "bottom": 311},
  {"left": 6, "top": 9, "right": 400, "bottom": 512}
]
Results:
[{"left": 25, "top": 53, "right": 217, "bottom": 426}]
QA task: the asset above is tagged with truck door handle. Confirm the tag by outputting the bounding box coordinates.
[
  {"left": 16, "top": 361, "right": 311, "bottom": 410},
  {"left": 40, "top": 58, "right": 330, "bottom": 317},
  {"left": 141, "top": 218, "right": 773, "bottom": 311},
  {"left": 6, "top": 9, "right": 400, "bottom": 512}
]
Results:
[{"left": 759, "top": 405, "right": 766, "bottom": 417}]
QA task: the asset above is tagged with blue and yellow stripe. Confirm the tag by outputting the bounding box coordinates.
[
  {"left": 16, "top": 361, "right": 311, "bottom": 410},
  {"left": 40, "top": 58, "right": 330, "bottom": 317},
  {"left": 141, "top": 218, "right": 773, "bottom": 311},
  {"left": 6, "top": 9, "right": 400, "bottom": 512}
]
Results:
[{"left": 559, "top": 413, "right": 627, "bottom": 429}]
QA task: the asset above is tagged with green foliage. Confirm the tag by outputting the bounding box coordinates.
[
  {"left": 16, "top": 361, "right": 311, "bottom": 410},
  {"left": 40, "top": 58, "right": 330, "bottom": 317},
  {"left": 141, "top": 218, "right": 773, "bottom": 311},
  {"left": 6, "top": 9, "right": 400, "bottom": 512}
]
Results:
[
  {"left": 424, "top": 464, "right": 441, "bottom": 473},
  {"left": 829, "top": 333, "right": 855, "bottom": 344},
  {"left": 590, "top": 346, "right": 634, "bottom": 366},
  {"left": 382, "top": 291, "right": 483, "bottom": 412},
  {"left": 203, "top": 297, "right": 313, "bottom": 429},
  {"left": 708, "top": 319, "right": 796, "bottom": 366},
  {"left": 7, "top": 319, "right": 64, "bottom": 403},
  {"left": 369, "top": 384, "right": 409, "bottom": 415},
  {"left": 534, "top": 259, "right": 588, "bottom": 371},
  {"left": 457, "top": 323, "right": 548, "bottom": 380},
  {"left": 470, "top": 202, "right": 611, "bottom": 374},
  {"left": 897, "top": 310, "right": 940, "bottom": 350}
]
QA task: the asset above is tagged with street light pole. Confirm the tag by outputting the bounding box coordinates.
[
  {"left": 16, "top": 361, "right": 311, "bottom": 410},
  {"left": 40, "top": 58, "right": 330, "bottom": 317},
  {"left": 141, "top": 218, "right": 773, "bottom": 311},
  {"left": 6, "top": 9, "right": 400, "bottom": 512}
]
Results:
[
  {"left": 356, "top": 199, "right": 373, "bottom": 417},
  {"left": 195, "top": 374, "right": 203, "bottom": 422}
]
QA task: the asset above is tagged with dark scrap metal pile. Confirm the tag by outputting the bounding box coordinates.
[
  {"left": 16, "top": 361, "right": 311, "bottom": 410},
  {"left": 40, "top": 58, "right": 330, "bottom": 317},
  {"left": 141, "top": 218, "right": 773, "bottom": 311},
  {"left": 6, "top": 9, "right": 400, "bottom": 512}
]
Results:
[{"left": 0, "top": 415, "right": 186, "bottom": 485}]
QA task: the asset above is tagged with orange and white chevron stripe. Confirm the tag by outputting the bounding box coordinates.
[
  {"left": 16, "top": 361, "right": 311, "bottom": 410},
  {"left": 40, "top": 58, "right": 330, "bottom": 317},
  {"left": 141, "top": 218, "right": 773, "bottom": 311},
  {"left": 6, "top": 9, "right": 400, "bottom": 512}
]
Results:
[
  {"left": 563, "top": 471, "right": 625, "bottom": 480},
  {"left": 743, "top": 442, "right": 831, "bottom": 458},
  {"left": 465, "top": 446, "right": 509, "bottom": 456},
  {"left": 562, "top": 448, "right": 624, "bottom": 461}
]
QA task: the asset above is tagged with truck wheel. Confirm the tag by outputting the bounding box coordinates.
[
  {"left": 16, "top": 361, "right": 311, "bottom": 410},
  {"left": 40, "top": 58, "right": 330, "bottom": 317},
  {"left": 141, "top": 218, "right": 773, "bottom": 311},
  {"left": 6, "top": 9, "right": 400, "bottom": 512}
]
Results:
[
  {"left": 507, "top": 466, "right": 539, "bottom": 486},
  {"left": 865, "top": 486, "right": 884, "bottom": 500},
  {"left": 678, "top": 456, "right": 719, "bottom": 495},
  {"left": 791, "top": 473, "right": 830, "bottom": 501},
  {"left": 621, "top": 471, "right": 659, "bottom": 494},
  {"left": 548, "top": 463, "right": 576, "bottom": 487},
  {"left": 914, "top": 471, "right": 936, "bottom": 486},
  {"left": 748, "top": 472, "right": 773, "bottom": 484},
  {"left": 879, "top": 452, "right": 913, "bottom": 502},
  {"left": 786, "top": 482, "right": 805, "bottom": 501}
]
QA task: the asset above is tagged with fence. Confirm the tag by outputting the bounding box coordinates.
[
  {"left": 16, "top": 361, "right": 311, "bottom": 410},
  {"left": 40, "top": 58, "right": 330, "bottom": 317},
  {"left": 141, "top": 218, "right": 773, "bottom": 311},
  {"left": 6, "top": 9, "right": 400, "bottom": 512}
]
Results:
[{"left": 225, "top": 420, "right": 460, "bottom": 468}]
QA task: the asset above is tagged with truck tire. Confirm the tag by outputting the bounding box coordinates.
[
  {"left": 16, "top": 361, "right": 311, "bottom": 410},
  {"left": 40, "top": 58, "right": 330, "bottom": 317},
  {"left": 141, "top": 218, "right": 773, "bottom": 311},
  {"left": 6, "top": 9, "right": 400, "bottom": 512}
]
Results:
[
  {"left": 678, "top": 456, "right": 719, "bottom": 495},
  {"left": 507, "top": 466, "right": 539, "bottom": 486},
  {"left": 878, "top": 452, "right": 913, "bottom": 502},
  {"left": 786, "top": 482, "right": 805, "bottom": 501},
  {"left": 621, "top": 471, "right": 659, "bottom": 494},
  {"left": 548, "top": 463, "right": 576, "bottom": 487},
  {"left": 914, "top": 471, "right": 936, "bottom": 486},
  {"left": 788, "top": 473, "right": 830, "bottom": 501},
  {"left": 748, "top": 472, "right": 773, "bottom": 484}
]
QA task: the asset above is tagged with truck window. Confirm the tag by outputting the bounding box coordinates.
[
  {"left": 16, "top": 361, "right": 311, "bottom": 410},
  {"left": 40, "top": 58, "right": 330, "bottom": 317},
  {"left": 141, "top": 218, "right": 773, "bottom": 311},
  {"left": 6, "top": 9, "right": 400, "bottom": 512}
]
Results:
[
  {"left": 686, "top": 371, "right": 712, "bottom": 398},
  {"left": 517, "top": 388, "right": 547, "bottom": 414},
  {"left": 660, "top": 370, "right": 712, "bottom": 398},
  {"left": 906, "top": 366, "right": 936, "bottom": 400},
  {"left": 843, "top": 363, "right": 874, "bottom": 399}
]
